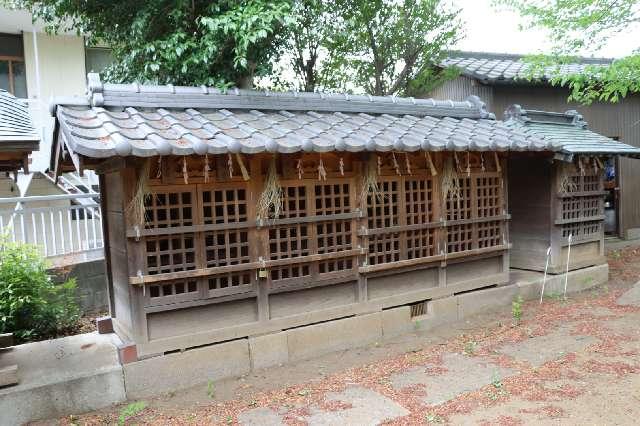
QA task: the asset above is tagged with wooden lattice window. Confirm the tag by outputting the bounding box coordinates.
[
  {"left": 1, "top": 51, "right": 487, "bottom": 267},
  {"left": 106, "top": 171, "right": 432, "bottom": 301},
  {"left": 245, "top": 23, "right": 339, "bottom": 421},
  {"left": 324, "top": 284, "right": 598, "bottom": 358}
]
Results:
[
  {"left": 202, "top": 187, "right": 247, "bottom": 224},
  {"left": 443, "top": 155, "right": 505, "bottom": 254},
  {"left": 315, "top": 183, "right": 350, "bottom": 215},
  {"left": 556, "top": 164, "right": 605, "bottom": 242},
  {"left": 477, "top": 177, "right": 501, "bottom": 217},
  {"left": 477, "top": 220, "right": 502, "bottom": 248},
  {"left": 145, "top": 234, "right": 196, "bottom": 275},
  {"left": 204, "top": 230, "right": 250, "bottom": 267},
  {"left": 207, "top": 272, "right": 253, "bottom": 298},
  {"left": 269, "top": 185, "right": 312, "bottom": 285},
  {"left": 474, "top": 175, "right": 504, "bottom": 249},
  {"left": 146, "top": 279, "right": 199, "bottom": 306},
  {"left": 201, "top": 183, "right": 254, "bottom": 297},
  {"left": 561, "top": 221, "right": 602, "bottom": 238},
  {"left": 446, "top": 176, "right": 473, "bottom": 253},
  {"left": 316, "top": 183, "right": 356, "bottom": 276},
  {"left": 367, "top": 179, "right": 401, "bottom": 265},
  {"left": 144, "top": 190, "right": 194, "bottom": 229},
  {"left": 405, "top": 177, "right": 436, "bottom": 259},
  {"left": 366, "top": 172, "right": 438, "bottom": 265}
]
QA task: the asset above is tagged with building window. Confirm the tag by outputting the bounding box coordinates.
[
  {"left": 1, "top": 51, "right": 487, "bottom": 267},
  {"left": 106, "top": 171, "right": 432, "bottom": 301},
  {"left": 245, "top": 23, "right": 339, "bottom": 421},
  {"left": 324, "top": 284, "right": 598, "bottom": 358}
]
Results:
[
  {"left": 85, "top": 47, "right": 113, "bottom": 74},
  {"left": 0, "top": 33, "right": 27, "bottom": 98}
]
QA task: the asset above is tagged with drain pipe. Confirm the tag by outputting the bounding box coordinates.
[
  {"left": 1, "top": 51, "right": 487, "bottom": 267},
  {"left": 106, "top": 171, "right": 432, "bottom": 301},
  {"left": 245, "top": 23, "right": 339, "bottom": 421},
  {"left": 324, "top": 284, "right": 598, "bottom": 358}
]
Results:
[{"left": 539, "top": 246, "right": 551, "bottom": 304}]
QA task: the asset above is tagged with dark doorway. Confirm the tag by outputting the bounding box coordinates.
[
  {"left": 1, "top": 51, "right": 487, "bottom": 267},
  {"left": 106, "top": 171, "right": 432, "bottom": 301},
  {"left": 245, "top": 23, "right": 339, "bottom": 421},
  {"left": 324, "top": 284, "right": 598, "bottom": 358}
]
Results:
[{"left": 604, "top": 150, "right": 620, "bottom": 237}]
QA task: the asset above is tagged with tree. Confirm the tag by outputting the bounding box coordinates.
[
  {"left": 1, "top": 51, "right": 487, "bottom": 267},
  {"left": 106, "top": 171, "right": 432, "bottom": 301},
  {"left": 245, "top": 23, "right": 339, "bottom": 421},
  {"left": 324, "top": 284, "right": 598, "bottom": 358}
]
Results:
[
  {"left": 284, "top": 0, "right": 337, "bottom": 92},
  {"left": 14, "top": 0, "right": 293, "bottom": 88},
  {"left": 495, "top": 0, "right": 640, "bottom": 103},
  {"left": 276, "top": 0, "right": 462, "bottom": 95},
  {"left": 325, "top": 0, "right": 462, "bottom": 96}
]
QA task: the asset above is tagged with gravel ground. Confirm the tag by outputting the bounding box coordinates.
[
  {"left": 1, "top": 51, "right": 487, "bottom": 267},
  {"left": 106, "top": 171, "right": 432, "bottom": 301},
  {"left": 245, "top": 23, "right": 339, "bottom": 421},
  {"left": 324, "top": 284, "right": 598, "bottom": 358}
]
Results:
[{"left": 44, "top": 246, "right": 640, "bottom": 425}]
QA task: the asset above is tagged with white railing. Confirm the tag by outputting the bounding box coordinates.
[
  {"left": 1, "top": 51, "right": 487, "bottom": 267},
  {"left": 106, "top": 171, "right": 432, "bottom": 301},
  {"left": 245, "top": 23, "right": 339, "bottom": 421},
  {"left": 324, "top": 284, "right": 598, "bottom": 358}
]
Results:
[{"left": 0, "top": 193, "right": 104, "bottom": 258}]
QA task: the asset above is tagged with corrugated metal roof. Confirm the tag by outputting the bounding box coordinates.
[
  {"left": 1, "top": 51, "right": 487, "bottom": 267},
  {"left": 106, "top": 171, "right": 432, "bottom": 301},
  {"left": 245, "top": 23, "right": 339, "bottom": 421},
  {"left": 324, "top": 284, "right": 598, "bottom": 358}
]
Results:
[
  {"left": 0, "top": 89, "right": 39, "bottom": 147},
  {"left": 441, "top": 51, "right": 612, "bottom": 84},
  {"left": 51, "top": 73, "right": 640, "bottom": 159},
  {"left": 504, "top": 105, "right": 640, "bottom": 158}
]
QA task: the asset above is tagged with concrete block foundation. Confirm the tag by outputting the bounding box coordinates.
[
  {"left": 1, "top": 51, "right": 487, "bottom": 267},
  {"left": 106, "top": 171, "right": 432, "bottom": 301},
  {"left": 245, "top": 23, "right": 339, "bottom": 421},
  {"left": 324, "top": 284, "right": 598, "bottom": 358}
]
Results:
[
  {"left": 123, "top": 339, "right": 251, "bottom": 399},
  {"left": 0, "top": 333, "right": 125, "bottom": 426},
  {"left": 286, "top": 312, "right": 383, "bottom": 362},
  {"left": 248, "top": 332, "right": 289, "bottom": 370}
]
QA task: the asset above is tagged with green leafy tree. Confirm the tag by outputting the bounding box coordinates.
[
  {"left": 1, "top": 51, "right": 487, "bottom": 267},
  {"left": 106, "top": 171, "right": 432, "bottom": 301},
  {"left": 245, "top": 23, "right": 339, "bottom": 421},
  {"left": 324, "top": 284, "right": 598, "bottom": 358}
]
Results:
[
  {"left": 0, "top": 238, "right": 79, "bottom": 343},
  {"left": 274, "top": 0, "right": 462, "bottom": 95},
  {"left": 14, "top": 0, "right": 293, "bottom": 87},
  {"left": 495, "top": 0, "right": 640, "bottom": 103},
  {"left": 282, "top": 0, "right": 338, "bottom": 92},
  {"left": 324, "top": 0, "right": 462, "bottom": 96}
]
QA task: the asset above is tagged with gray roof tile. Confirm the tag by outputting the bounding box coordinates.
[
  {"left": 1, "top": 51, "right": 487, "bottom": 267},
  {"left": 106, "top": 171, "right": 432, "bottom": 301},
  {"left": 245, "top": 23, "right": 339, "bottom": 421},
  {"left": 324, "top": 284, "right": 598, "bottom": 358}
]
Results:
[
  {"left": 51, "top": 73, "right": 640, "bottom": 159},
  {"left": 0, "top": 89, "right": 39, "bottom": 149},
  {"left": 504, "top": 105, "right": 640, "bottom": 157},
  {"left": 442, "top": 51, "right": 612, "bottom": 84}
]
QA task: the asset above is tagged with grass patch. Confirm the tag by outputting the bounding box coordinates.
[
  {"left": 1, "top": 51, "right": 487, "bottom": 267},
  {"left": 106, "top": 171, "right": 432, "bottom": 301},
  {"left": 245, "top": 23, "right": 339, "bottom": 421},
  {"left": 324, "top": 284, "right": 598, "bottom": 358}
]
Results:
[{"left": 118, "top": 401, "right": 147, "bottom": 425}]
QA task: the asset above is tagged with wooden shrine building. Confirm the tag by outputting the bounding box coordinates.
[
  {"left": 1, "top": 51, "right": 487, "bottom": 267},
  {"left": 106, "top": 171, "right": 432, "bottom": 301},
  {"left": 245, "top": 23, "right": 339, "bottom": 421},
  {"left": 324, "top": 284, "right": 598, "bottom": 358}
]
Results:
[
  {"left": 50, "top": 74, "right": 640, "bottom": 359},
  {"left": 504, "top": 106, "right": 640, "bottom": 273}
]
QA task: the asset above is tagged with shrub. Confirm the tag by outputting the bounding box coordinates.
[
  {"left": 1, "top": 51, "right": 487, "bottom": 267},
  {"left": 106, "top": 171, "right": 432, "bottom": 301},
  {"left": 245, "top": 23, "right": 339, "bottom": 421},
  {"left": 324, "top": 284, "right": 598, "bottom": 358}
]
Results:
[{"left": 0, "top": 238, "right": 80, "bottom": 343}]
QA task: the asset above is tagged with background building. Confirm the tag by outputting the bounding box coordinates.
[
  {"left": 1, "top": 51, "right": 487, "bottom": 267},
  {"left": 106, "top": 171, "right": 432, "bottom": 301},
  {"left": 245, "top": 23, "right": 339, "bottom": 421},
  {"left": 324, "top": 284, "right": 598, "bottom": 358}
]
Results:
[{"left": 0, "top": 6, "right": 109, "bottom": 195}]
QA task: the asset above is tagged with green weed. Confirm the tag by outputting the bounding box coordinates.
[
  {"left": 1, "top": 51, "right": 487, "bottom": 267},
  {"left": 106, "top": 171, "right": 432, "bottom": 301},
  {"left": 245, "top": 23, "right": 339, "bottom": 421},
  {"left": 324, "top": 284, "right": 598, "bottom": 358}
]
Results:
[
  {"left": 207, "top": 380, "right": 215, "bottom": 399},
  {"left": 118, "top": 401, "right": 147, "bottom": 425},
  {"left": 512, "top": 296, "right": 523, "bottom": 324}
]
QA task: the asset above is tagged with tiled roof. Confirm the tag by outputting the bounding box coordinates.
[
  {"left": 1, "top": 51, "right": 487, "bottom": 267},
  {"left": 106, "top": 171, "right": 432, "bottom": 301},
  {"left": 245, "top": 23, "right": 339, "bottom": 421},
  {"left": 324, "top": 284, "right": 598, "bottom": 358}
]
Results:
[
  {"left": 0, "top": 89, "right": 39, "bottom": 148},
  {"left": 504, "top": 105, "right": 640, "bottom": 159},
  {"left": 441, "top": 51, "right": 612, "bottom": 84},
  {"left": 51, "top": 73, "right": 640, "bottom": 159}
]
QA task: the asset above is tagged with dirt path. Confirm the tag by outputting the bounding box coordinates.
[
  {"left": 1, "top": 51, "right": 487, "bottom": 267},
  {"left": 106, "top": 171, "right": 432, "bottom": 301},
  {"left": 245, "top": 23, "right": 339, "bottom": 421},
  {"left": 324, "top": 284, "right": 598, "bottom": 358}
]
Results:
[{"left": 46, "top": 246, "right": 640, "bottom": 425}]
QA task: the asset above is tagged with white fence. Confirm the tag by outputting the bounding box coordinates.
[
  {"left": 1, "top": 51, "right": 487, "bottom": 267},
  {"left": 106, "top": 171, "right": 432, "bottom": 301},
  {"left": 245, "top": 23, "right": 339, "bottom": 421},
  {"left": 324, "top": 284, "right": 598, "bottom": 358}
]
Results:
[{"left": 0, "top": 193, "right": 104, "bottom": 258}]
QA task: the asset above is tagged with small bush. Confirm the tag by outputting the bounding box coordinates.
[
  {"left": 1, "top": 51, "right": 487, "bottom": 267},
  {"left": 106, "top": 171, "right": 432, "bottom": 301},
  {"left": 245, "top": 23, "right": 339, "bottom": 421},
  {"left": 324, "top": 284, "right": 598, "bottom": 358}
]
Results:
[{"left": 0, "top": 238, "right": 80, "bottom": 343}]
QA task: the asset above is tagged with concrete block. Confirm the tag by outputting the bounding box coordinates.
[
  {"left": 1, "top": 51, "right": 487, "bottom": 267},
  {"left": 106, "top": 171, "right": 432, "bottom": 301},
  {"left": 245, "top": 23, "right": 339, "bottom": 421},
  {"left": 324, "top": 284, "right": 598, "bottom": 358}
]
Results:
[
  {"left": 124, "top": 339, "right": 250, "bottom": 399},
  {"left": 413, "top": 296, "right": 459, "bottom": 331},
  {"left": 0, "top": 364, "right": 18, "bottom": 387},
  {"left": 543, "top": 263, "right": 608, "bottom": 296},
  {"left": 249, "top": 332, "right": 288, "bottom": 370},
  {"left": 286, "top": 313, "right": 383, "bottom": 362},
  {"left": 381, "top": 306, "right": 412, "bottom": 338},
  {"left": 517, "top": 281, "right": 541, "bottom": 301},
  {"left": 0, "top": 368, "right": 124, "bottom": 426},
  {"left": 0, "top": 333, "right": 125, "bottom": 426},
  {"left": 625, "top": 227, "right": 640, "bottom": 240},
  {"left": 457, "top": 285, "right": 519, "bottom": 319}
]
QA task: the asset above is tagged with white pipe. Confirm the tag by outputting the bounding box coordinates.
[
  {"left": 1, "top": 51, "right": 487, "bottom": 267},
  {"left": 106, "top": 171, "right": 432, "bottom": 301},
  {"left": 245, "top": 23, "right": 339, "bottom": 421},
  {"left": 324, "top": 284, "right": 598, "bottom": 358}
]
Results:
[
  {"left": 563, "top": 234, "right": 573, "bottom": 300},
  {"left": 540, "top": 246, "right": 551, "bottom": 304},
  {"left": 31, "top": 28, "right": 41, "bottom": 100}
]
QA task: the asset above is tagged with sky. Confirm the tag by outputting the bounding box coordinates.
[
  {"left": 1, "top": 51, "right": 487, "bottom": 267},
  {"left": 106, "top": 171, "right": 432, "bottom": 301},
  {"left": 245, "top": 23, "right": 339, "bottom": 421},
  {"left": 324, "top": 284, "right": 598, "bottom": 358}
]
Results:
[{"left": 453, "top": 0, "right": 639, "bottom": 58}]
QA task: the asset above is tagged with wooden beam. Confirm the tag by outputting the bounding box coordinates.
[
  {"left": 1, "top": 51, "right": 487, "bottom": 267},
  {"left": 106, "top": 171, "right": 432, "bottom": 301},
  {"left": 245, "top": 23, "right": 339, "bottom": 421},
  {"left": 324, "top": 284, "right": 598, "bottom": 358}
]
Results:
[{"left": 129, "top": 249, "right": 364, "bottom": 285}]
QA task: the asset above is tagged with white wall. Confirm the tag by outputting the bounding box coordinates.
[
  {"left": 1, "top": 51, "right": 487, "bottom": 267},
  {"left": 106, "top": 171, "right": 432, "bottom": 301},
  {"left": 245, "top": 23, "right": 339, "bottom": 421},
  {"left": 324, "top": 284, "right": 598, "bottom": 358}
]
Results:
[
  {"left": 21, "top": 32, "right": 87, "bottom": 172},
  {"left": 22, "top": 32, "right": 87, "bottom": 100}
]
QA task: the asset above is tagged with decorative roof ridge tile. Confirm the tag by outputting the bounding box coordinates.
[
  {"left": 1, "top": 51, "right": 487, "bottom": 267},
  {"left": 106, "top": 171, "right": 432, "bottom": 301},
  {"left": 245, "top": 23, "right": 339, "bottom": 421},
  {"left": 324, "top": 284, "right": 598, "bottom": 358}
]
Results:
[
  {"left": 504, "top": 104, "right": 588, "bottom": 128},
  {"left": 65, "top": 73, "right": 493, "bottom": 119}
]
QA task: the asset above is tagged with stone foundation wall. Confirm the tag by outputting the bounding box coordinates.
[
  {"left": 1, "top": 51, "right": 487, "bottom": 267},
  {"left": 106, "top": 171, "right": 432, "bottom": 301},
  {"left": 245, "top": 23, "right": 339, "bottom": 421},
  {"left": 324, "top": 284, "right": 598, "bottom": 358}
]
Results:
[{"left": 51, "top": 259, "right": 108, "bottom": 313}]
